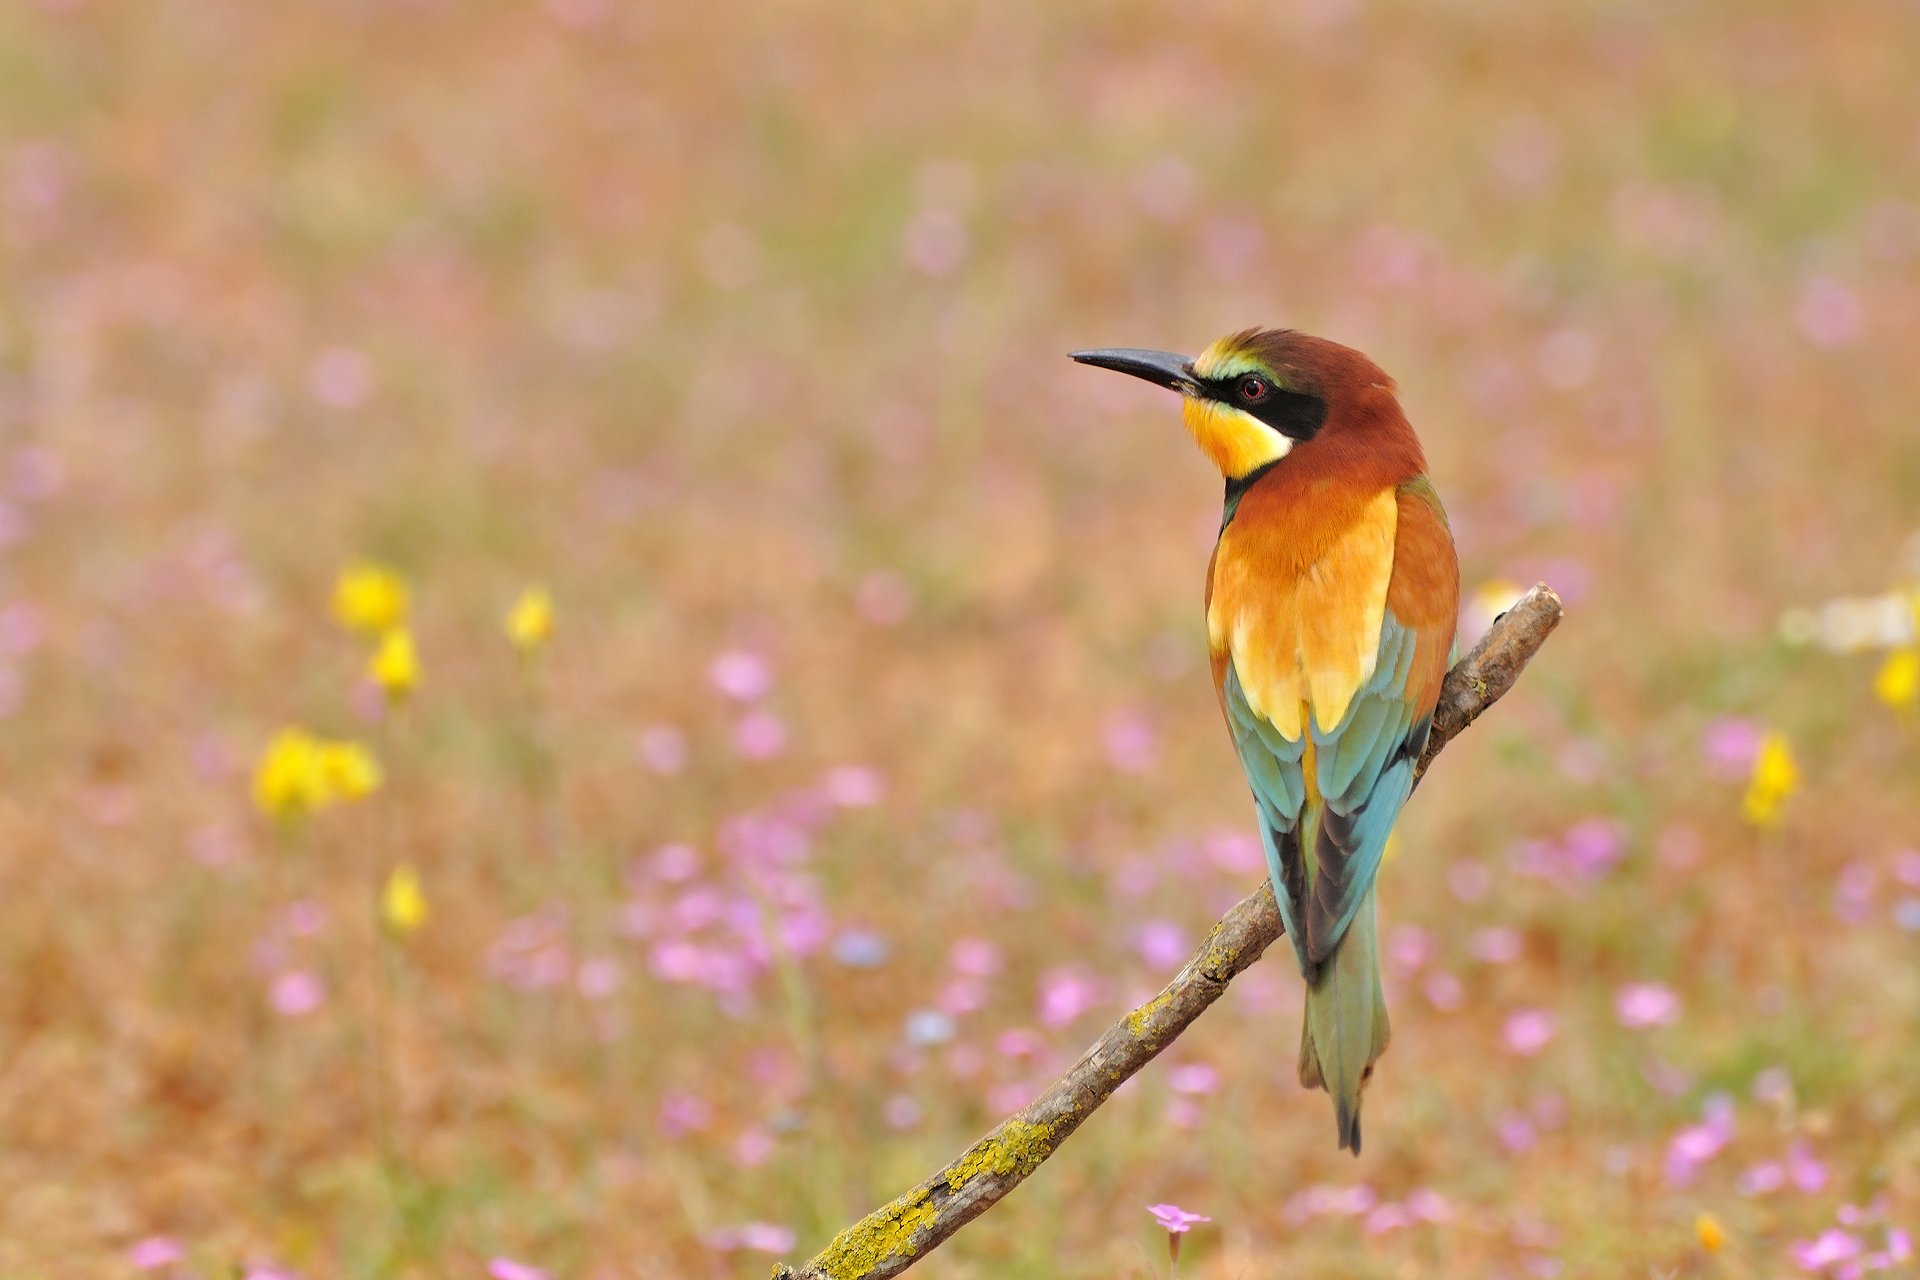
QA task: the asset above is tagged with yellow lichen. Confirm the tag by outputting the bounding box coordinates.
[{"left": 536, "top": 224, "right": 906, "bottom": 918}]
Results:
[
  {"left": 811, "top": 1186, "right": 939, "bottom": 1280},
  {"left": 944, "top": 1120, "right": 1056, "bottom": 1190},
  {"left": 1200, "top": 927, "right": 1243, "bottom": 975},
  {"left": 1124, "top": 990, "right": 1174, "bottom": 1039}
]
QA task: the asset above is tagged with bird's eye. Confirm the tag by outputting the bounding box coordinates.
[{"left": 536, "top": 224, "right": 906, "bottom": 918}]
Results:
[{"left": 1238, "top": 375, "right": 1270, "bottom": 403}]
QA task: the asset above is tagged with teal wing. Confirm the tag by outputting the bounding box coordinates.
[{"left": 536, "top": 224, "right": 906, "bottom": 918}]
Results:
[
  {"left": 1224, "top": 611, "right": 1434, "bottom": 982},
  {"left": 1222, "top": 661, "right": 1311, "bottom": 967},
  {"left": 1305, "top": 612, "right": 1432, "bottom": 965}
]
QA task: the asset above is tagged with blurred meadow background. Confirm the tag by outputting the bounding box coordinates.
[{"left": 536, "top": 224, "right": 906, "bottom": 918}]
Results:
[{"left": 3, "top": 0, "right": 1920, "bottom": 1276}]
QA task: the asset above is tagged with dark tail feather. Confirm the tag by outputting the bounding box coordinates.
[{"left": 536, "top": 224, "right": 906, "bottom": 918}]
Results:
[{"left": 1297, "top": 884, "right": 1390, "bottom": 1155}]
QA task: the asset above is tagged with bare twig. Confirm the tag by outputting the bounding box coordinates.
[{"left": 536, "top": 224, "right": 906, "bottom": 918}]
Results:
[{"left": 776, "top": 584, "right": 1565, "bottom": 1280}]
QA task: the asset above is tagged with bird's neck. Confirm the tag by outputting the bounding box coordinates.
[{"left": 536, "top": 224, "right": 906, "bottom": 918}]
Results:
[{"left": 1217, "top": 391, "right": 1425, "bottom": 533}]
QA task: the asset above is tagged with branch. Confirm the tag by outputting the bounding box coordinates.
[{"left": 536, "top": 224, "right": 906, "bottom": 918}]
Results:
[{"left": 776, "top": 584, "right": 1565, "bottom": 1280}]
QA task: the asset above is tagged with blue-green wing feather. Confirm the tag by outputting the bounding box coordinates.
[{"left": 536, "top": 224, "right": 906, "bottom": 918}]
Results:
[
  {"left": 1224, "top": 609, "right": 1433, "bottom": 980},
  {"left": 1221, "top": 663, "right": 1311, "bottom": 963},
  {"left": 1304, "top": 610, "right": 1431, "bottom": 960}
]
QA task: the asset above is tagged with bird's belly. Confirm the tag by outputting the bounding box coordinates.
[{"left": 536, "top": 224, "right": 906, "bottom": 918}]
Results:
[{"left": 1208, "top": 488, "right": 1398, "bottom": 741}]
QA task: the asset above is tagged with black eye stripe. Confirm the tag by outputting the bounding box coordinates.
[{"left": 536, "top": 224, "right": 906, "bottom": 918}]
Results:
[{"left": 1200, "top": 374, "right": 1327, "bottom": 443}]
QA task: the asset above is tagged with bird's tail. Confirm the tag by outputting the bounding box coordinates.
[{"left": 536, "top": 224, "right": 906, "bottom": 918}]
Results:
[{"left": 1297, "top": 882, "right": 1390, "bottom": 1155}]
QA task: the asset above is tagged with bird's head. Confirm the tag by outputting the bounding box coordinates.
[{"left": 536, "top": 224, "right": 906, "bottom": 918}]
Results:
[{"left": 1071, "top": 328, "right": 1415, "bottom": 483}]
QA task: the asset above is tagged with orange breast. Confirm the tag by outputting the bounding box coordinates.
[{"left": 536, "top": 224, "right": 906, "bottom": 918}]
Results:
[{"left": 1208, "top": 479, "right": 1398, "bottom": 742}]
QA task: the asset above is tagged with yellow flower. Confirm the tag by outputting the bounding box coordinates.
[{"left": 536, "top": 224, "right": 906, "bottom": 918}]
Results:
[
  {"left": 382, "top": 863, "right": 428, "bottom": 934},
  {"left": 504, "top": 585, "right": 554, "bottom": 654},
  {"left": 1694, "top": 1212, "right": 1725, "bottom": 1253},
  {"left": 252, "top": 730, "right": 380, "bottom": 818},
  {"left": 1741, "top": 732, "right": 1799, "bottom": 828},
  {"left": 1875, "top": 647, "right": 1918, "bottom": 712},
  {"left": 332, "top": 562, "right": 409, "bottom": 635},
  {"left": 253, "top": 727, "right": 330, "bottom": 819},
  {"left": 369, "top": 628, "right": 421, "bottom": 703},
  {"left": 318, "top": 740, "right": 382, "bottom": 801}
]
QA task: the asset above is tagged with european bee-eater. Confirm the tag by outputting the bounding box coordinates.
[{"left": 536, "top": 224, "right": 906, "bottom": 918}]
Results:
[{"left": 1072, "top": 329, "right": 1459, "bottom": 1154}]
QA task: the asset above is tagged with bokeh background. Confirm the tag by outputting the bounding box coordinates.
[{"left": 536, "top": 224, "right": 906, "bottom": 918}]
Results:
[{"left": 3, "top": 0, "right": 1919, "bottom": 1276}]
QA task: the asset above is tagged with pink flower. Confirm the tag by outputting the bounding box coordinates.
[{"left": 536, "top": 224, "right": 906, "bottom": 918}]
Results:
[
  {"left": 1785, "top": 1140, "right": 1827, "bottom": 1193},
  {"left": 650, "top": 842, "right": 701, "bottom": 881},
  {"left": 129, "top": 1237, "right": 184, "bottom": 1270},
  {"left": 1205, "top": 829, "right": 1263, "bottom": 873},
  {"left": 1798, "top": 277, "right": 1864, "bottom": 348},
  {"left": 285, "top": 901, "right": 326, "bottom": 937},
  {"left": 1471, "top": 927, "right": 1524, "bottom": 964},
  {"left": 1503, "top": 1010, "right": 1557, "bottom": 1056},
  {"left": 707, "top": 1222, "right": 796, "bottom": 1253},
  {"left": 487, "top": 1260, "right": 549, "bottom": 1280},
  {"left": 1738, "top": 1161, "right": 1785, "bottom": 1195},
  {"left": 1497, "top": 1111, "right": 1537, "bottom": 1152},
  {"left": 949, "top": 937, "right": 1000, "bottom": 977},
  {"left": 733, "top": 1128, "right": 775, "bottom": 1167},
  {"left": 1134, "top": 920, "right": 1189, "bottom": 969},
  {"left": 1666, "top": 1123, "right": 1729, "bottom": 1185},
  {"left": 576, "top": 957, "right": 621, "bottom": 1000},
  {"left": 1448, "top": 860, "right": 1492, "bottom": 902},
  {"left": 1834, "top": 862, "right": 1876, "bottom": 923},
  {"left": 658, "top": 1092, "right": 711, "bottom": 1136},
  {"left": 1037, "top": 967, "right": 1099, "bottom": 1028},
  {"left": 708, "top": 650, "right": 773, "bottom": 700},
  {"left": 1386, "top": 924, "right": 1432, "bottom": 974},
  {"left": 1365, "top": 1203, "right": 1414, "bottom": 1235},
  {"left": 1164, "top": 1097, "right": 1202, "bottom": 1129},
  {"left": 1702, "top": 716, "right": 1763, "bottom": 777},
  {"left": 996, "top": 1028, "right": 1043, "bottom": 1059},
  {"left": 733, "top": 710, "right": 787, "bottom": 759},
  {"left": 1791, "top": 1229, "right": 1861, "bottom": 1270},
  {"left": 1110, "top": 856, "right": 1158, "bottom": 899},
  {"left": 1167, "top": 1063, "right": 1219, "bottom": 1095},
  {"left": 1423, "top": 971, "right": 1464, "bottom": 1011},
  {"left": 1147, "top": 1203, "right": 1211, "bottom": 1233},
  {"left": 1104, "top": 711, "right": 1157, "bottom": 772},
  {"left": 937, "top": 978, "right": 985, "bottom": 1015},
  {"left": 1284, "top": 1184, "right": 1377, "bottom": 1223},
  {"left": 822, "top": 765, "right": 883, "bottom": 807},
  {"left": 270, "top": 971, "right": 324, "bottom": 1017},
  {"left": 634, "top": 724, "right": 687, "bottom": 774},
  {"left": 1563, "top": 819, "right": 1625, "bottom": 877},
  {"left": 1615, "top": 983, "right": 1681, "bottom": 1028}
]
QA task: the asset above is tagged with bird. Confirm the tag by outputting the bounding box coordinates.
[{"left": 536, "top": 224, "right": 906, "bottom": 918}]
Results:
[{"left": 1071, "top": 329, "right": 1458, "bottom": 1154}]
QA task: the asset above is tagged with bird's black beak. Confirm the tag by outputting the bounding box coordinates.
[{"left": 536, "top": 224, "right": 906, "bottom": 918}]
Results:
[{"left": 1069, "top": 348, "right": 1201, "bottom": 396}]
